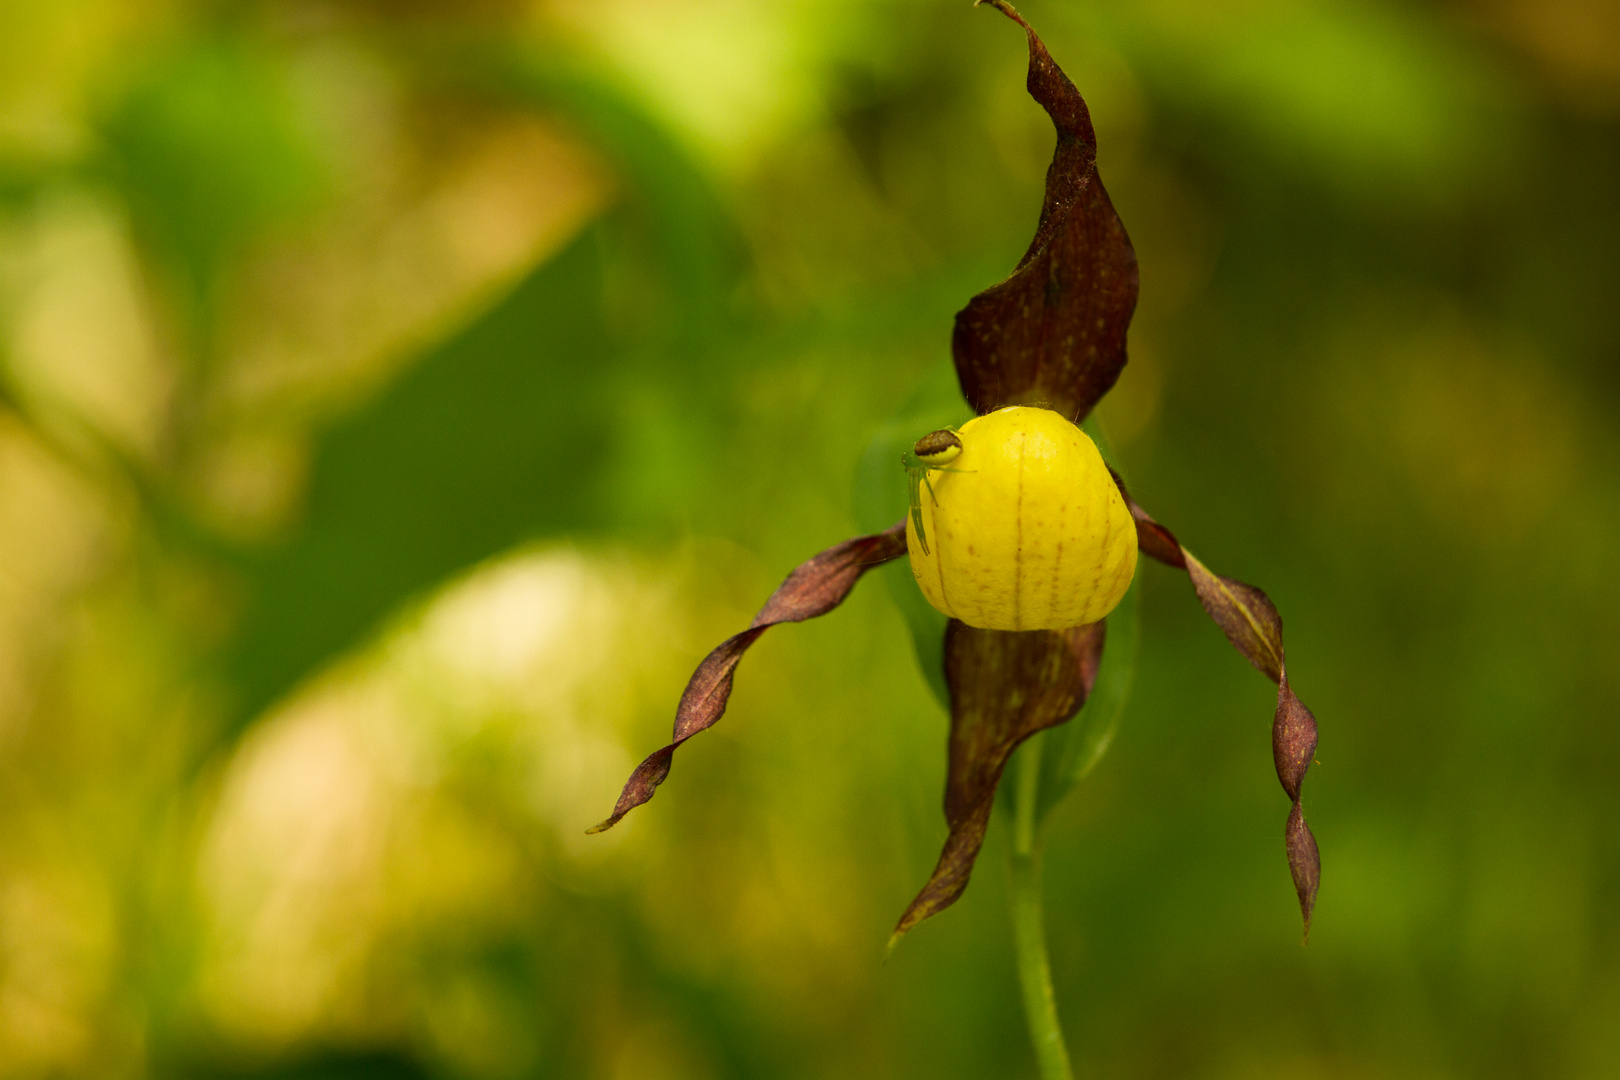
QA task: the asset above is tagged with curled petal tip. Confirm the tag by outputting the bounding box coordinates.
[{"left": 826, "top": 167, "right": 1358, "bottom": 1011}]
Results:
[
  {"left": 978, "top": 0, "right": 1031, "bottom": 34},
  {"left": 1286, "top": 802, "right": 1321, "bottom": 939}
]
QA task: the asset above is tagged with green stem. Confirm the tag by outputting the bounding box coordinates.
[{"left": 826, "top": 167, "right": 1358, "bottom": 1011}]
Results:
[{"left": 1008, "top": 737, "right": 1075, "bottom": 1080}]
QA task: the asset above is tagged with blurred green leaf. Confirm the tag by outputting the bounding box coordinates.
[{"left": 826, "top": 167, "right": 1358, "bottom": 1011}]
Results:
[
  {"left": 224, "top": 225, "right": 617, "bottom": 724},
  {"left": 435, "top": 39, "right": 755, "bottom": 526},
  {"left": 427, "top": 38, "right": 746, "bottom": 325},
  {"left": 98, "top": 38, "right": 324, "bottom": 304},
  {"left": 214, "top": 43, "right": 758, "bottom": 732},
  {"left": 1074, "top": 0, "right": 1515, "bottom": 198},
  {"left": 0, "top": 154, "right": 76, "bottom": 211}
]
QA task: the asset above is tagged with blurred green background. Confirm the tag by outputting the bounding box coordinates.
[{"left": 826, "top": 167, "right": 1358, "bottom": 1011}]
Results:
[{"left": 1, "top": 0, "right": 1617, "bottom": 1077}]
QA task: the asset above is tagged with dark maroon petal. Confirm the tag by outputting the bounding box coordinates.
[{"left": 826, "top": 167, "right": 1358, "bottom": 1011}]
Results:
[
  {"left": 1273, "top": 670, "right": 1318, "bottom": 804},
  {"left": 1118, "top": 484, "right": 1322, "bottom": 939},
  {"left": 1285, "top": 801, "right": 1321, "bottom": 943},
  {"left": 892, "top": 620, "right": 1104, "bottom": 939},
  {"left": 1183, "top": 554, "right": 1285, "bottom": 684},
  {"left": 952, "top": 1, "right": 1139, "bottom": 420},
  {"left": 589, "top": 522, "right": 908, "bottom": 834}
]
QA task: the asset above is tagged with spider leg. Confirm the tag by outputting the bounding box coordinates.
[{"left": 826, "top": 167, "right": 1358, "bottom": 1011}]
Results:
[{"left": 907, "top": 469, "right": 931, "bottom": 555}]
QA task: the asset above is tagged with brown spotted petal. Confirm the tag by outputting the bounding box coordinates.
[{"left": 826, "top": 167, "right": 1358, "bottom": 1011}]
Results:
[
  {"left": 893, "top": 620, "right": 1105, "bottom": 940},
  {"left": 953, "top": 1, "right": 1139, "bottom": 420},
  {"left": 1117, "top": 483, "right": 1322, "bottom": 940},
  {"left": 589, "top": 523, "right": 908, "bottom": 834}
]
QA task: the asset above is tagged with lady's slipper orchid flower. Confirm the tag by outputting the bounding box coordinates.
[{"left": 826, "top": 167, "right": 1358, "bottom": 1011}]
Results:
[{"left": 592, "top": 0, "right": 1321, "bottom": 947}]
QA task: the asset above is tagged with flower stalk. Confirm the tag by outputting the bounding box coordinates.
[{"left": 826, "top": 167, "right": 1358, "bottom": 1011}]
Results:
[{"left": 1008, "top": 737, "right": 1075, "bottom": 1080}]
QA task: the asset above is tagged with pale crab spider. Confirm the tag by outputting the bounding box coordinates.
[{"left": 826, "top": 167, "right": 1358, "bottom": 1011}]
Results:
[{"left": 902, "top": 428, "right": 969, "bottom": 556}]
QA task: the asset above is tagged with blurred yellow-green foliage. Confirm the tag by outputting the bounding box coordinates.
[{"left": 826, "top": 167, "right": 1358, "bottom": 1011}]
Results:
[{"left": 2, "top": 0, "right": 1618, "bottom": 1076}]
